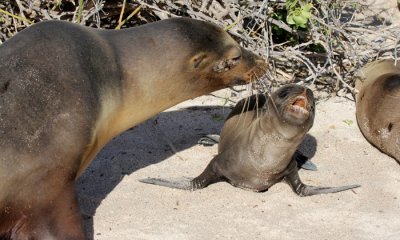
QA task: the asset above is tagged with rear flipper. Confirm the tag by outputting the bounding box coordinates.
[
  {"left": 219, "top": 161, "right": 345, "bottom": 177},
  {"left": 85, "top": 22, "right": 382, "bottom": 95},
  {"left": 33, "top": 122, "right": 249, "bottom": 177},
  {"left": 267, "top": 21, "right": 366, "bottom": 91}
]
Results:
[
  {"left": 139, "top": 177, "right": 194, "bottom": 190},
  {"left": 197, "top": 134, "right": 220, "bottom": 146},
  {"left": 292, "top": 183, "right": 361, "bottom": 196},
  {"left": 284, "top": 160, "right": 360, "bottom": 197},
  {"left": 140, "top": 155, "right": 223, "bottom": 191},
  {"left": 293, "top": 150, "right": 317, "bottom": 171}
]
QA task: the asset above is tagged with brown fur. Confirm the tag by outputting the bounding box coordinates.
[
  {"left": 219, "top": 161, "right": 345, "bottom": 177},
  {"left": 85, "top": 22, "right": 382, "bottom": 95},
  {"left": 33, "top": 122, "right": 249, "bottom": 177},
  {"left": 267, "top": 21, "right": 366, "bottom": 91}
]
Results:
[
  {"left": 0, "top": 18, "right": 266, "bottom": 239},
  {"left": 141, "top": 84, "right": 359, "bottom": 195},
  {"left": 355, "top": 59, "right": 400, "bottom": 163}
]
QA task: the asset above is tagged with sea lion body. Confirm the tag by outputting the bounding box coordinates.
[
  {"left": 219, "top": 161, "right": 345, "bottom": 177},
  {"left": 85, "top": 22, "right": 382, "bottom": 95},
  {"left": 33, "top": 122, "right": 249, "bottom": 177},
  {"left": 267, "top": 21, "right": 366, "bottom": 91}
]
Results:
[
  {"left": 141, "top": 84, "right": 360, "bottom": 195},
  {"left": 214, "top": 91, "right": 310, "bottom": 191},
  {"left": 0, "top": 18, "right": 266, "bottom": 239},
  {"left": 355, "top": 59, "right": 400, "bottom": 163}
]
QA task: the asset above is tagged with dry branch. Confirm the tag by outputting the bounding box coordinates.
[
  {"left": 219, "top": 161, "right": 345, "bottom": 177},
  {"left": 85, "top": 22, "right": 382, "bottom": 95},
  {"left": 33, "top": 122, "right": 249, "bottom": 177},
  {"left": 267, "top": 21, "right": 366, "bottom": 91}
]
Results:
[{"left": 0, "top": 0, "right": 399, "bottom": 96}]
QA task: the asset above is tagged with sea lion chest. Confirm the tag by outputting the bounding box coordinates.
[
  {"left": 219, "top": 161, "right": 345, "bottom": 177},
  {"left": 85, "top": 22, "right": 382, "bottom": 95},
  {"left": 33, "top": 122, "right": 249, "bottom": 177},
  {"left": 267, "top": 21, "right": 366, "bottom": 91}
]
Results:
[{"left": 218, "top": 116, "right": 304, "bottom": 191}]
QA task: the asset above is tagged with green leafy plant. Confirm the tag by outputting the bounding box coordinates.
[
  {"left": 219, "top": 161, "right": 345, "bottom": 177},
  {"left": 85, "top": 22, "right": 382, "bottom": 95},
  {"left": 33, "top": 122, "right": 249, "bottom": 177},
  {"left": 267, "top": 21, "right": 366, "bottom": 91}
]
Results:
[{"left": 286, "top": 1, "right": 313, "bottom": 29}]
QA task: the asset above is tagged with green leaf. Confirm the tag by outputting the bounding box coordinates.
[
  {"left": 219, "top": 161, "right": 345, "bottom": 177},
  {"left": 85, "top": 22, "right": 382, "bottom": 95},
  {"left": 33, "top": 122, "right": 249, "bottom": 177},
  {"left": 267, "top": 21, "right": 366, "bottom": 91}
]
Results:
[
  {"left": 293, "top": 15, "right": 307, "bottom": 28},
  {"left": 286, "top": 3, "right": 313, "bottom": 28},
  {"left": 287, "top": 14, "right": 295, "bottom": 25},
  {"left": 342, "top": 119, "right": 353, "bottom": 126},
  {"left": 302, "top": 3, "right": 313, "bottom": 12},
  {"left": 285, "top": 0, "right": 298, "bottom": 10}
]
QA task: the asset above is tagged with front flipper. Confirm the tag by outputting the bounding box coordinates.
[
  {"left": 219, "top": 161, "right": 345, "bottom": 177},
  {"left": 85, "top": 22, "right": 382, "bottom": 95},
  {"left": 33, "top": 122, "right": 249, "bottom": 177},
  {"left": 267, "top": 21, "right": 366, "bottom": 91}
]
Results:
[
  {"left": 294, "top": 150, "right": 317, "bottom": 171},
  {"left": 284, "top": 160, "right": 360, "bottom": 197}
]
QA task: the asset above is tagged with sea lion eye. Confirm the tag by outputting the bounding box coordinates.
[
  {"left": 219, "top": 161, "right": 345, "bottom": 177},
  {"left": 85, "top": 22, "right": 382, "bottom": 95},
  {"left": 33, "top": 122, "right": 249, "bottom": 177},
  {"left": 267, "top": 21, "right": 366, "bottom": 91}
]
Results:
[
  {"left": 231, "top": 55, "right": 241, "bottom": 62},
  {"left": 225, "top": 47, "right": 242, "bottom": 66},
  {"left": 278, "top": 88, "right": 290, "bottom": 99},
  {"left": 225, "top": 55, "right": 241, "bottom": 69}
]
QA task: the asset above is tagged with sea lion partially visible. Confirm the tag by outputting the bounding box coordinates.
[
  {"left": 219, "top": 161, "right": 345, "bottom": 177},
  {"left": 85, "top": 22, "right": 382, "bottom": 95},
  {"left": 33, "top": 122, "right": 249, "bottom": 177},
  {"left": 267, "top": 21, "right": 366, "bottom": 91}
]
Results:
[
  {"left": 140, "top": 84, "right": 360, "bottom": 195},
  {"left": 355, "top": 59, "right": 400, "bottom": 163},
  {"left": 0, "top": 18, "right": 266, "bottom": 239}
]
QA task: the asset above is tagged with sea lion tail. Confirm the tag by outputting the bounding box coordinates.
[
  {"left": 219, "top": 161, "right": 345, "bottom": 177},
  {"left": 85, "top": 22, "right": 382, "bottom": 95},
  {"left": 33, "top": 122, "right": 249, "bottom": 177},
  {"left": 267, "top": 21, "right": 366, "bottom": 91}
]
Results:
[
  {"left": 297, "top": 184, "right": 361, "bottom": 197},
  {"left": 139, "top": 177, "right": 196, "bottom": 191}
]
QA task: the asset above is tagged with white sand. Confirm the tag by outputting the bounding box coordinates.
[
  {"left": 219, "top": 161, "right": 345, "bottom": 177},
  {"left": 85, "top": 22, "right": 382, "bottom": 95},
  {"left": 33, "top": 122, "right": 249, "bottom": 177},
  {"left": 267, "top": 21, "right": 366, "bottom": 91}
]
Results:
[
  {"left": 76, "top": 1, "right": 400, "bottom": 239},
  {"left": 77, "top": 90, "right": 400, "bottom": 240}
]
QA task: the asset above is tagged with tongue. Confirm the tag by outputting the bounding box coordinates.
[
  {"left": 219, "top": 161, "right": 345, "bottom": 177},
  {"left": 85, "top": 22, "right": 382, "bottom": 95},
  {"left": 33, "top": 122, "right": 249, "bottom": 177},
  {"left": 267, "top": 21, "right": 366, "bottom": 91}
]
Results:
[{"left": 293, "top": 98, "right": 306, "bottom": 108}]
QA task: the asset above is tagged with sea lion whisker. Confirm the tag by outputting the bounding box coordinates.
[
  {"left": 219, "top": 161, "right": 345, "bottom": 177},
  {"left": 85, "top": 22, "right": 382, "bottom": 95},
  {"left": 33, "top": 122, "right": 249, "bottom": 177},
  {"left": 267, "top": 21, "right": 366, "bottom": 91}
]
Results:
[
  {"left": 253, "top": 71, "right": 271, "bottom": 98},
  {"left": 268, "top": 91, "right": 280, "bottom": 116},
  {"left": 238, "top": 94, "right": 251, "bottom": 124},
  {"left": 255, "top": 92, "right": 260, "bottom": 118},
  {"left": 249, "top": 80, "right": 261, "bottom": 117}
]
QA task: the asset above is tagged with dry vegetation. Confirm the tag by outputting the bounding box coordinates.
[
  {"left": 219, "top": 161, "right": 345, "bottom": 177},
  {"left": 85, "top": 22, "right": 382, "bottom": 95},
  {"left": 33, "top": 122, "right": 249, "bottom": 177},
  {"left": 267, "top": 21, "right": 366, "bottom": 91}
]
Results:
[{"left": 1, "top": 0, "right": 399, "bottom": 96}]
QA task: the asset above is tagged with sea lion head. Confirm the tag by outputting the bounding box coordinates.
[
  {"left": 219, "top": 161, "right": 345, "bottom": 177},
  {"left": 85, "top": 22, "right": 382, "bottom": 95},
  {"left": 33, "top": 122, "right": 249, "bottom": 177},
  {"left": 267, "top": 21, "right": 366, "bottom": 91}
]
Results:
[
  {"left": 361, "top": 73, "right": 400, "bottom": 136},
  {"left": 355, "top": 59, "right": 400, "bottom": 101},
  {"left": 271, "top": 84, "right": 315, "bottom": 127},
  {"left": 355, "top": 60, "right": 400, "bottom": 162},
  {"left": 356, "top": 63, "right": 400, "bottom": 124},
  {"left": 381, "top": 73, "right": 400, "bottom": 97},
  {"left": 166, "top": 18, "right": 267, "bottom": 94}
]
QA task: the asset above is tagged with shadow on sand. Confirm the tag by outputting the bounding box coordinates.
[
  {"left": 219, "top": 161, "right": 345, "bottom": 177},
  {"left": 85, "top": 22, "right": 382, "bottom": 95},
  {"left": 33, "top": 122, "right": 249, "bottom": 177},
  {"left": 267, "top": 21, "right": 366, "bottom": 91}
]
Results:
[
  {"left": 76, "top": 105, "right": 318, "bottom": 239},
  {"left": 76, "top": 106, "right": 229, "bottom": 238}
]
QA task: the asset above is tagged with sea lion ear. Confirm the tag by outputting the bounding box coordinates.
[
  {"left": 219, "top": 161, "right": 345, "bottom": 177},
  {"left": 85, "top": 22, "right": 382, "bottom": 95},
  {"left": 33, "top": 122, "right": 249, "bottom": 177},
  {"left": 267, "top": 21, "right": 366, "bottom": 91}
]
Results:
[{"left": 190, "top": 52, "right": 208, "bottom": 69}]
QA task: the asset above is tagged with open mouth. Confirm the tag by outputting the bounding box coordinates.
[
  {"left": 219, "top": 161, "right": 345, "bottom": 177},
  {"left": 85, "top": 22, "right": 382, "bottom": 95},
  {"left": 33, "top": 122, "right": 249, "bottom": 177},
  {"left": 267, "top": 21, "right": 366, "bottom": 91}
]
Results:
[{"left": 288, "top": 96, "right": 309, "bottom": 118}]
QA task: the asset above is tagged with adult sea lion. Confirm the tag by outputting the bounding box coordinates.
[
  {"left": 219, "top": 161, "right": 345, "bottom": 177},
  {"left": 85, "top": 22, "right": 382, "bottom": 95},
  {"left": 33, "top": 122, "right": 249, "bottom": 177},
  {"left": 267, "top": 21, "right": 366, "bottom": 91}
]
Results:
[
  {"left": 355, "top": 59, "right": 400, "bottom": 163},
  {"left": 141, "top": 84, "right": 360, "bottom": 195},
  {"left": 0, "top": 18, "right": 266, "bottom": 239}
]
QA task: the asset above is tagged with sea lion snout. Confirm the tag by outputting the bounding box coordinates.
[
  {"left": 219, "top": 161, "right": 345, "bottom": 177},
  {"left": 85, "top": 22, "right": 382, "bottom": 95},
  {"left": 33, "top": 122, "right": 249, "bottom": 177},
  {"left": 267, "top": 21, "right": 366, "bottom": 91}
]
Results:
[
  {"left": 241, "top": 48, "right": 268, "bottom": 80},
  {"left": 287, "top": 95, "right": 311, "bottom": 121},
  {"left": 290, "top": 96, "right": 309, "bottom": 115},
  {"left": 291, "top": 88, "right": 314, "bottom": 111},
  {"left": 274, "top": 85, "right": 315, "bottom": 126}
]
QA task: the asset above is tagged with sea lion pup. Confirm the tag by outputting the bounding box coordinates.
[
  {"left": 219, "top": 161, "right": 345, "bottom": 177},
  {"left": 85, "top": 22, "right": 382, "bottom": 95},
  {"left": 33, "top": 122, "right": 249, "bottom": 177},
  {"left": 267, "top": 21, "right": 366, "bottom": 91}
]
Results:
[
  {"left": 0, "top": 18, "right": 266, "bottom": 239},
  {"left": 141, "top": 84, "right": 360, "bottom": 195},
  {"left": 355, "top": 59, "right": 400, "bottom": 163}
]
